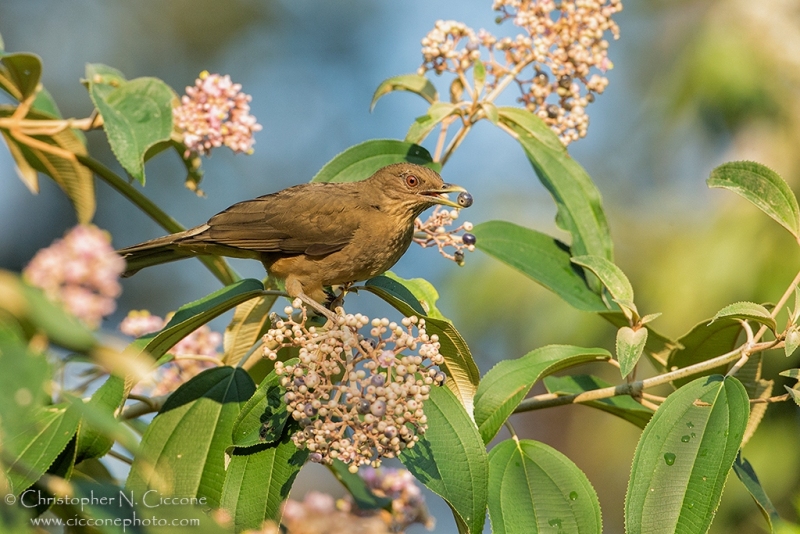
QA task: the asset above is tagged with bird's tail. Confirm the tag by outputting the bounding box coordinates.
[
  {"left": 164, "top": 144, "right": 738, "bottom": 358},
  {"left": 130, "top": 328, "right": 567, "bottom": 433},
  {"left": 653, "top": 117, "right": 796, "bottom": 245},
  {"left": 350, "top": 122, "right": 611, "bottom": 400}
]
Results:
[{"left": 118, "top": 229, "right": 200, "bottom": 277}]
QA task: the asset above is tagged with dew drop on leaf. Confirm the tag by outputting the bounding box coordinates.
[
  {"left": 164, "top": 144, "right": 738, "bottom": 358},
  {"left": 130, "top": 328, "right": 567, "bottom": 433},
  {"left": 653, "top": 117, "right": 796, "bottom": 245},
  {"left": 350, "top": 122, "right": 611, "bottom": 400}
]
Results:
[
  {"left": 681, "top": 435, "right": 690, "bottom": 443},
  {"left": 686, "top": 421, "right": 694, "bottom": 428},
  {"left": 569, "top": 491, "right": 578, "bottom": 501},
  {"left": 664, "top": 452, "right": 676, "bottom": 466}
]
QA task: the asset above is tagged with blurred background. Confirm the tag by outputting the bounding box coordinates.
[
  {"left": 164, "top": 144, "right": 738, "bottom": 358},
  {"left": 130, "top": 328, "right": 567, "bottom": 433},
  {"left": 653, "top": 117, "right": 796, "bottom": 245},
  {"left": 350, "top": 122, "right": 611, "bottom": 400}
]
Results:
[{"left": 2, "top": 0, "right": 800, "bottom": 532}]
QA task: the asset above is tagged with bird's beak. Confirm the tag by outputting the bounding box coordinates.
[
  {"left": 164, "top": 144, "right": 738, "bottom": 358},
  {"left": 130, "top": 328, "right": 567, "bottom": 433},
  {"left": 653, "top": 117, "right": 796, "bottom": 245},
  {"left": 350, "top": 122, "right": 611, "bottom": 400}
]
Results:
[{"left": 422, "top": 183, "right": 468, "bottom": 209}]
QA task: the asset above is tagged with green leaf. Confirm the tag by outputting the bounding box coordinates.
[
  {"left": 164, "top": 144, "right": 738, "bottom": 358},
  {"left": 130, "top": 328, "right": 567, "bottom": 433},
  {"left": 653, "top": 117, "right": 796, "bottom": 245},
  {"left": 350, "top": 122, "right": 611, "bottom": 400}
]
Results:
[
  {"left": 0, "top": 327, "right": 51, "bottom": 442},
  {"left": 220, "top": 434, "right": 308, "bottom": 531},
  {"left": 84, "top": 64, "right": 177, "bottom": 185},
  {"left": 733, "top": 454, "right": 781, "bottom": 531},
  {"left": 363, "top": 273, "right": 480, "bottom": 413},
  {"left": 616, "top": 326, "right": 648, "bottom": 378},
  {"left": 328, "top": 460, "right": 392, "bottom": 510},
  {"left": 223, "top": 284, "right": 279, "bottom": 366},
  {"left": 625, "top": 375, "right": 749, "bottom": 534},
  {"left": 668, "top": 317, "right": 743, "bottom": 388},
  {"left": 710, "top": 301, "right": 777, "bottom": 333},
  {"left": 572, "top": 254, "right": 634, "bottom": 303},
  {"left": 231, "top": 364, "right": 295, "bottom": 448},
  {"left": 405, "top": 102, "right": 459, "bottom": 144},
  {"left": 0, "top": 52, "right": 42, "bottom": 100},
  {"left": 497, "top": 107, "right": 613, "bottom": 264},
  {"left": 473, "top": 221, "right": 609, "bottom": 312},
  {"left": 780, "top": 369, "right": 800, "bottom": 379},
  {"left": 4, "top": 403, "right": 81, "bottom": 494},
  {"left": 132, "top": 278, "right": 265, "bottom": 363},
  {"left": 474, "top": 345, "right": 611, "bottom": 444},
  {"left": 708, "top": 161, "right": 800, "bottom": 240},
  {"left": 126, "top": 367, "right": 256, "bottom": 507},
  {"left": 488, "top": 439, "right": 602, "bottom": 534},
  {"left": 785, "top": 385, "right": 800, "bottom": 406},
  {"left": 371, "top": 73, "right": 438, "bottom": 111},
  {"left": 543, "top": 375, "right": 653, "bottom": 428},
  {"left": 74, "top": 375, "right": 127, "bottom": 462},
  {"left": 311, "top": 139, "right": 439, "bottom": 183},
  {"left": 400, "top": 386, "right": 488, "bottom": 534},
  {"left": 0, "top": 106, "right": 95, "bottom": 223}
]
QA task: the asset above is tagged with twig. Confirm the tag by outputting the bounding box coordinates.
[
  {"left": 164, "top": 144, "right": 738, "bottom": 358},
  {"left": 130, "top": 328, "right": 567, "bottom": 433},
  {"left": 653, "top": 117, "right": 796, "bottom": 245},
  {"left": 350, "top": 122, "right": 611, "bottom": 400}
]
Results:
[
  {"left": 121, "top": 393, "right": 171, "bottom": 420},
  {"left": 106, "top": 449, "right": 134, "bottom": 465}
]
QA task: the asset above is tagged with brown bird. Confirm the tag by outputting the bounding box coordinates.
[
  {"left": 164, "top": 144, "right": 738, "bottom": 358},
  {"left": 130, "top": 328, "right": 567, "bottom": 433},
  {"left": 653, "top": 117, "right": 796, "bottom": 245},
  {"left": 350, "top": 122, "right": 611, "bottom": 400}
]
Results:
[{"left": 118, "top": 163, "right": 471, "bottom": 319}]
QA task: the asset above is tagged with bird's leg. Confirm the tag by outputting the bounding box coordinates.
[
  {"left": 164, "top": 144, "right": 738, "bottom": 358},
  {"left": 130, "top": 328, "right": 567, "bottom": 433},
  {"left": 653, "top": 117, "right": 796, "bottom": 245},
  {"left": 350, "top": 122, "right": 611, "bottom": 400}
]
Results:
[
  {"left": 295, "top": 291, "right": 337, "bottom": 323},
  {"left": 328, "top": 281, "right": 355, "bottom": 311}
]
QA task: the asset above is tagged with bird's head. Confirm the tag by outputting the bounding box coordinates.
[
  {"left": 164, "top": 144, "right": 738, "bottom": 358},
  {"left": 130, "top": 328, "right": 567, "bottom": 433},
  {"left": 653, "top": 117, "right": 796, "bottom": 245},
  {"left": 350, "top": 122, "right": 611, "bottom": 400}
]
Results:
[{"left": 366, "top": 163, "right": 470, "bottom": 218}]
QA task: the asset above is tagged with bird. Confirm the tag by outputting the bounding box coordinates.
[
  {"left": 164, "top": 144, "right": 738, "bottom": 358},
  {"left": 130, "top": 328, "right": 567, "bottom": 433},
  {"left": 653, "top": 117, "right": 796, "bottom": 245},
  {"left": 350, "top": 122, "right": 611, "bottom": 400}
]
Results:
[{"left": 118, "top": 163, "right": 472, "bottom": 320}]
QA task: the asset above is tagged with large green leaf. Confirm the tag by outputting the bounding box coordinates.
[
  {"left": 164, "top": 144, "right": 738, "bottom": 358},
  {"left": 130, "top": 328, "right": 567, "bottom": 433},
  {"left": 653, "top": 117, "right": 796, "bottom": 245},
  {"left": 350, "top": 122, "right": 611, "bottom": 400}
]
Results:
[
  {"left": 497, "top": 107, "right": 613, "bottom": 263},
  {"left": 473, "top": 221, "right": 608, "bottom": 313},
  {"left": 131, "top": 278, "right": 265, "bottom": 364},
  {"left": 362, "top": 273, "right": 480, "bottom": 414},
  {"left": 0, "top": 106, "right": 95, "bottom": 223},
  {"left": 488, "top": 439, "right": 602, "bottom": 534},
  {"left": 84, "top": 63, "right": 176, "bottom": 185},
  {"left": 231, "top": 364, "right": 295, "bottom": 448},
  {"left": 667, "top": 317, "right": 743, "bottom": 388},
  {"left": 126, "top": 367, "right": 256, "bottom": 507},
  {"left": 370, "top": 73, "right": 438, "bottom": 111},
  {"left": 0, "top": 52, "right": 42, "bottom": 100},
  {"left": 400, "top": 386, "right": 488, "bottom": 534},
  {"left": 4, "top": 403, "right": 81, "bottom": 494},
  {"left": 311, "top": 139, "right": 439, "bottom": 183},
  {"left": 572, "top": 254, "right": 634, "bottom": 303},
  {"left": 543, "top": 375, "right": 653, "bottom": 429},
  {"left": 220, "top": 434, "right": 308, "bottom": 531},
  {"left": 474, "top": 345, "right": 611, "bottom": 444},
  {"left": 625, "top": 376, "right": 749, "bottom": 534},
  {"left": 708, "top": 161, "right": 800, "bottom": 241}
]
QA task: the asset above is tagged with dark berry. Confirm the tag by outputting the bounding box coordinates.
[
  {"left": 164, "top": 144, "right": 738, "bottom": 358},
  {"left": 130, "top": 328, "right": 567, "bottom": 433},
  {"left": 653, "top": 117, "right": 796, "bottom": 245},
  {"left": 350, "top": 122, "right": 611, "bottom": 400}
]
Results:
[
  {"left": 454, "top": 251, "right": 465, "bottom": 265},
  {"left": 371, "top": 374, "right": 386, "bottom": 387},
  {"left": 457, "top": 191, "right": 473, "bottom": 208},
  {"left": 462, "top": 233, "right": 476, "bottom": 246},
  {"left": 358, "top": 400, "right": 371, "bottom": 414},
  {"left": 547, "top": 104, "right": 560, "bottom": 118},
  {"left": 309, "top": 452, "right": 323, "bottom": 463},
  {"left": 558, "top": 74, "right": 572, "bottom": 88}
]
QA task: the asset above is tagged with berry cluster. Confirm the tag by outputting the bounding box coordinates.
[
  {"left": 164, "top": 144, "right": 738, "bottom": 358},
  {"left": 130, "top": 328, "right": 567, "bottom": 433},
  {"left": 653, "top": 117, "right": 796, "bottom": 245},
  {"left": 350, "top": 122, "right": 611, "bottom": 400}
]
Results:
[
  {"left": 414, "top": 206, "right": 476, "bottom": 266},
  {"left": 278, "top": 491, "right": 391, "bottom": 534},
  {"left": 173, "top": 71, "right": 262, "bottom": 157},
  {"left": 348, "top": 467, "right": 434, "bottom": 531},
  {"left": 23, "top": 224, "right": 125, "bottom": 328},
  {"left": 419, "top": 0, "right": 622, "bottom": 144},
  {"left": 263, "top": 300, "right": 446, "bottom": 471}
]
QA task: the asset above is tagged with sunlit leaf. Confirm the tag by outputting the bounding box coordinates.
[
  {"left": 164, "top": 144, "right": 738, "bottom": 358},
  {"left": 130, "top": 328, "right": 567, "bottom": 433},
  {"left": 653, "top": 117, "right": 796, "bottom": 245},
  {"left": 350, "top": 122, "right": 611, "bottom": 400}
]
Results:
[
  {"left": 474, "top": 345, "right": 611, "bottom": 444},
  {"left": 0, "top": 52, "right": 42, "bottom": 101},
  {"left": 616, "top": 326, "right": 648, "bottom": 378},
  {"left": 710, "top": 301, "right": 776, "bottom": 333},
  {"left": 708, "top": 161, "right": 800, "bottom": 240},
  {"left": 625, "top": 375, "right": 749, "bottom": 534},
  {"left": 488, "top": 439, "right": 602, "bottom": 534},
  {"left": 572, "top": 254, "right": 634, "bottom": 303},
  {"left": 400, "top": 386, "right": 488, "bottom": 534},
  {"left": 405, "top": 102, "right": 459, "bottom": 144},
  {"left": 371, "top": 73, "right": 438, "bottom": 111}
]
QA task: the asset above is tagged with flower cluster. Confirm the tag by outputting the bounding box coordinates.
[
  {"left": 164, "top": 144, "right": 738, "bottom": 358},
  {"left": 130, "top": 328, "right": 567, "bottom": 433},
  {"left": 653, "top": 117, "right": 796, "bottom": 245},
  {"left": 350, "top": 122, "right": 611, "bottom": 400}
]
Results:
[
  {"left": 23, "top": 225, "right": 125, "bottom": 328},
  {"left": 121, "top": 310, "right": 222, "bottom": 396},
  {"left": 413, "top": 206, "right": 476, "bottom": 266},
  {"left": 419, "top": 0, "right": 622, "bottom": 144},
  {"left": 264, "top": 300, "right": 446, "bottom": 471},
  {"left": 279, "top": 492, "right": 391, "bottom": 534},
  {"left": 345, "top": 467, "right": 434, "bottom": 531},
  {"left": 173, "top": 71, "right": 262, "bottom": 157}
]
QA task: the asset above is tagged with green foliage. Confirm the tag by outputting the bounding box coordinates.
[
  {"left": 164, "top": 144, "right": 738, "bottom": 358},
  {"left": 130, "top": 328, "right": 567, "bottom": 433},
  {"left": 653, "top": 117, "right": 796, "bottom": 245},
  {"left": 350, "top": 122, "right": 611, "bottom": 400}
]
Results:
[
  {"left": 488, "top": 439, "right": 602, "bottom": 533},
  {"left": 400, "top": 386, "right": 488, "bottom": 534},
  {"left": 231, "top": 364, "right": 294, "bottom": 448},
  {"left": 474, "top": 345, "right": 611, "bottom": 444},
  {"left": 311, "top": 139, "right": 439, "bottom": 183},
  {"left": 84, "top": 64, "right": 177, "bottom": 185},
  {"left": 371, "top": 73, "right": 438, "bottom": 111},
  {"left": 543, "top": 375, "right": 653, "bottom": 428},
  {"left": 625, "top": 376, "right": 749, "bottom": 534}
]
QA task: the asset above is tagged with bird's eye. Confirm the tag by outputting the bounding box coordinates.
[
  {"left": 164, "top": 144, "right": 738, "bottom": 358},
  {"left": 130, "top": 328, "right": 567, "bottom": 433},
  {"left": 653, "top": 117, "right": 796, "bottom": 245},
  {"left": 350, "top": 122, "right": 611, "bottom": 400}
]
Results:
[{"left": 405, "top": 175, "right": 419, "bottom": 187}]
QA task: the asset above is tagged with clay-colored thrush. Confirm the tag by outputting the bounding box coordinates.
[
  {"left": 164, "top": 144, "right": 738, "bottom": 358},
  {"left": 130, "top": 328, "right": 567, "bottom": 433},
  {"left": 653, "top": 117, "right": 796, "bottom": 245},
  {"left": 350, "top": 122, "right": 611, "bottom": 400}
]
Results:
[{"left": 119, "top": 163, "right": 470, "bottom": 318}]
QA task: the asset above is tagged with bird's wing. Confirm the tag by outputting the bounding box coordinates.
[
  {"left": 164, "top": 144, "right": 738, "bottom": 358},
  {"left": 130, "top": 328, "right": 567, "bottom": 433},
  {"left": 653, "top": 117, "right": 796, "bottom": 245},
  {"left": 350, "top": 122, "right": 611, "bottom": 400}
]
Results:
[{"left": 199, "top": 184, "right": 361, "bottom": 256}]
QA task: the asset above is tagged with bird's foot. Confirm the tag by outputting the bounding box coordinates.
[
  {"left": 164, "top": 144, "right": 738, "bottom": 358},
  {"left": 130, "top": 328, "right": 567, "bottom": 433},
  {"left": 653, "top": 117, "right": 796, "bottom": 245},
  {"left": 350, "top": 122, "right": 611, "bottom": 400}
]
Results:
[{"left": 326, "top": 282, "right": 356, "bottom": 312}]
